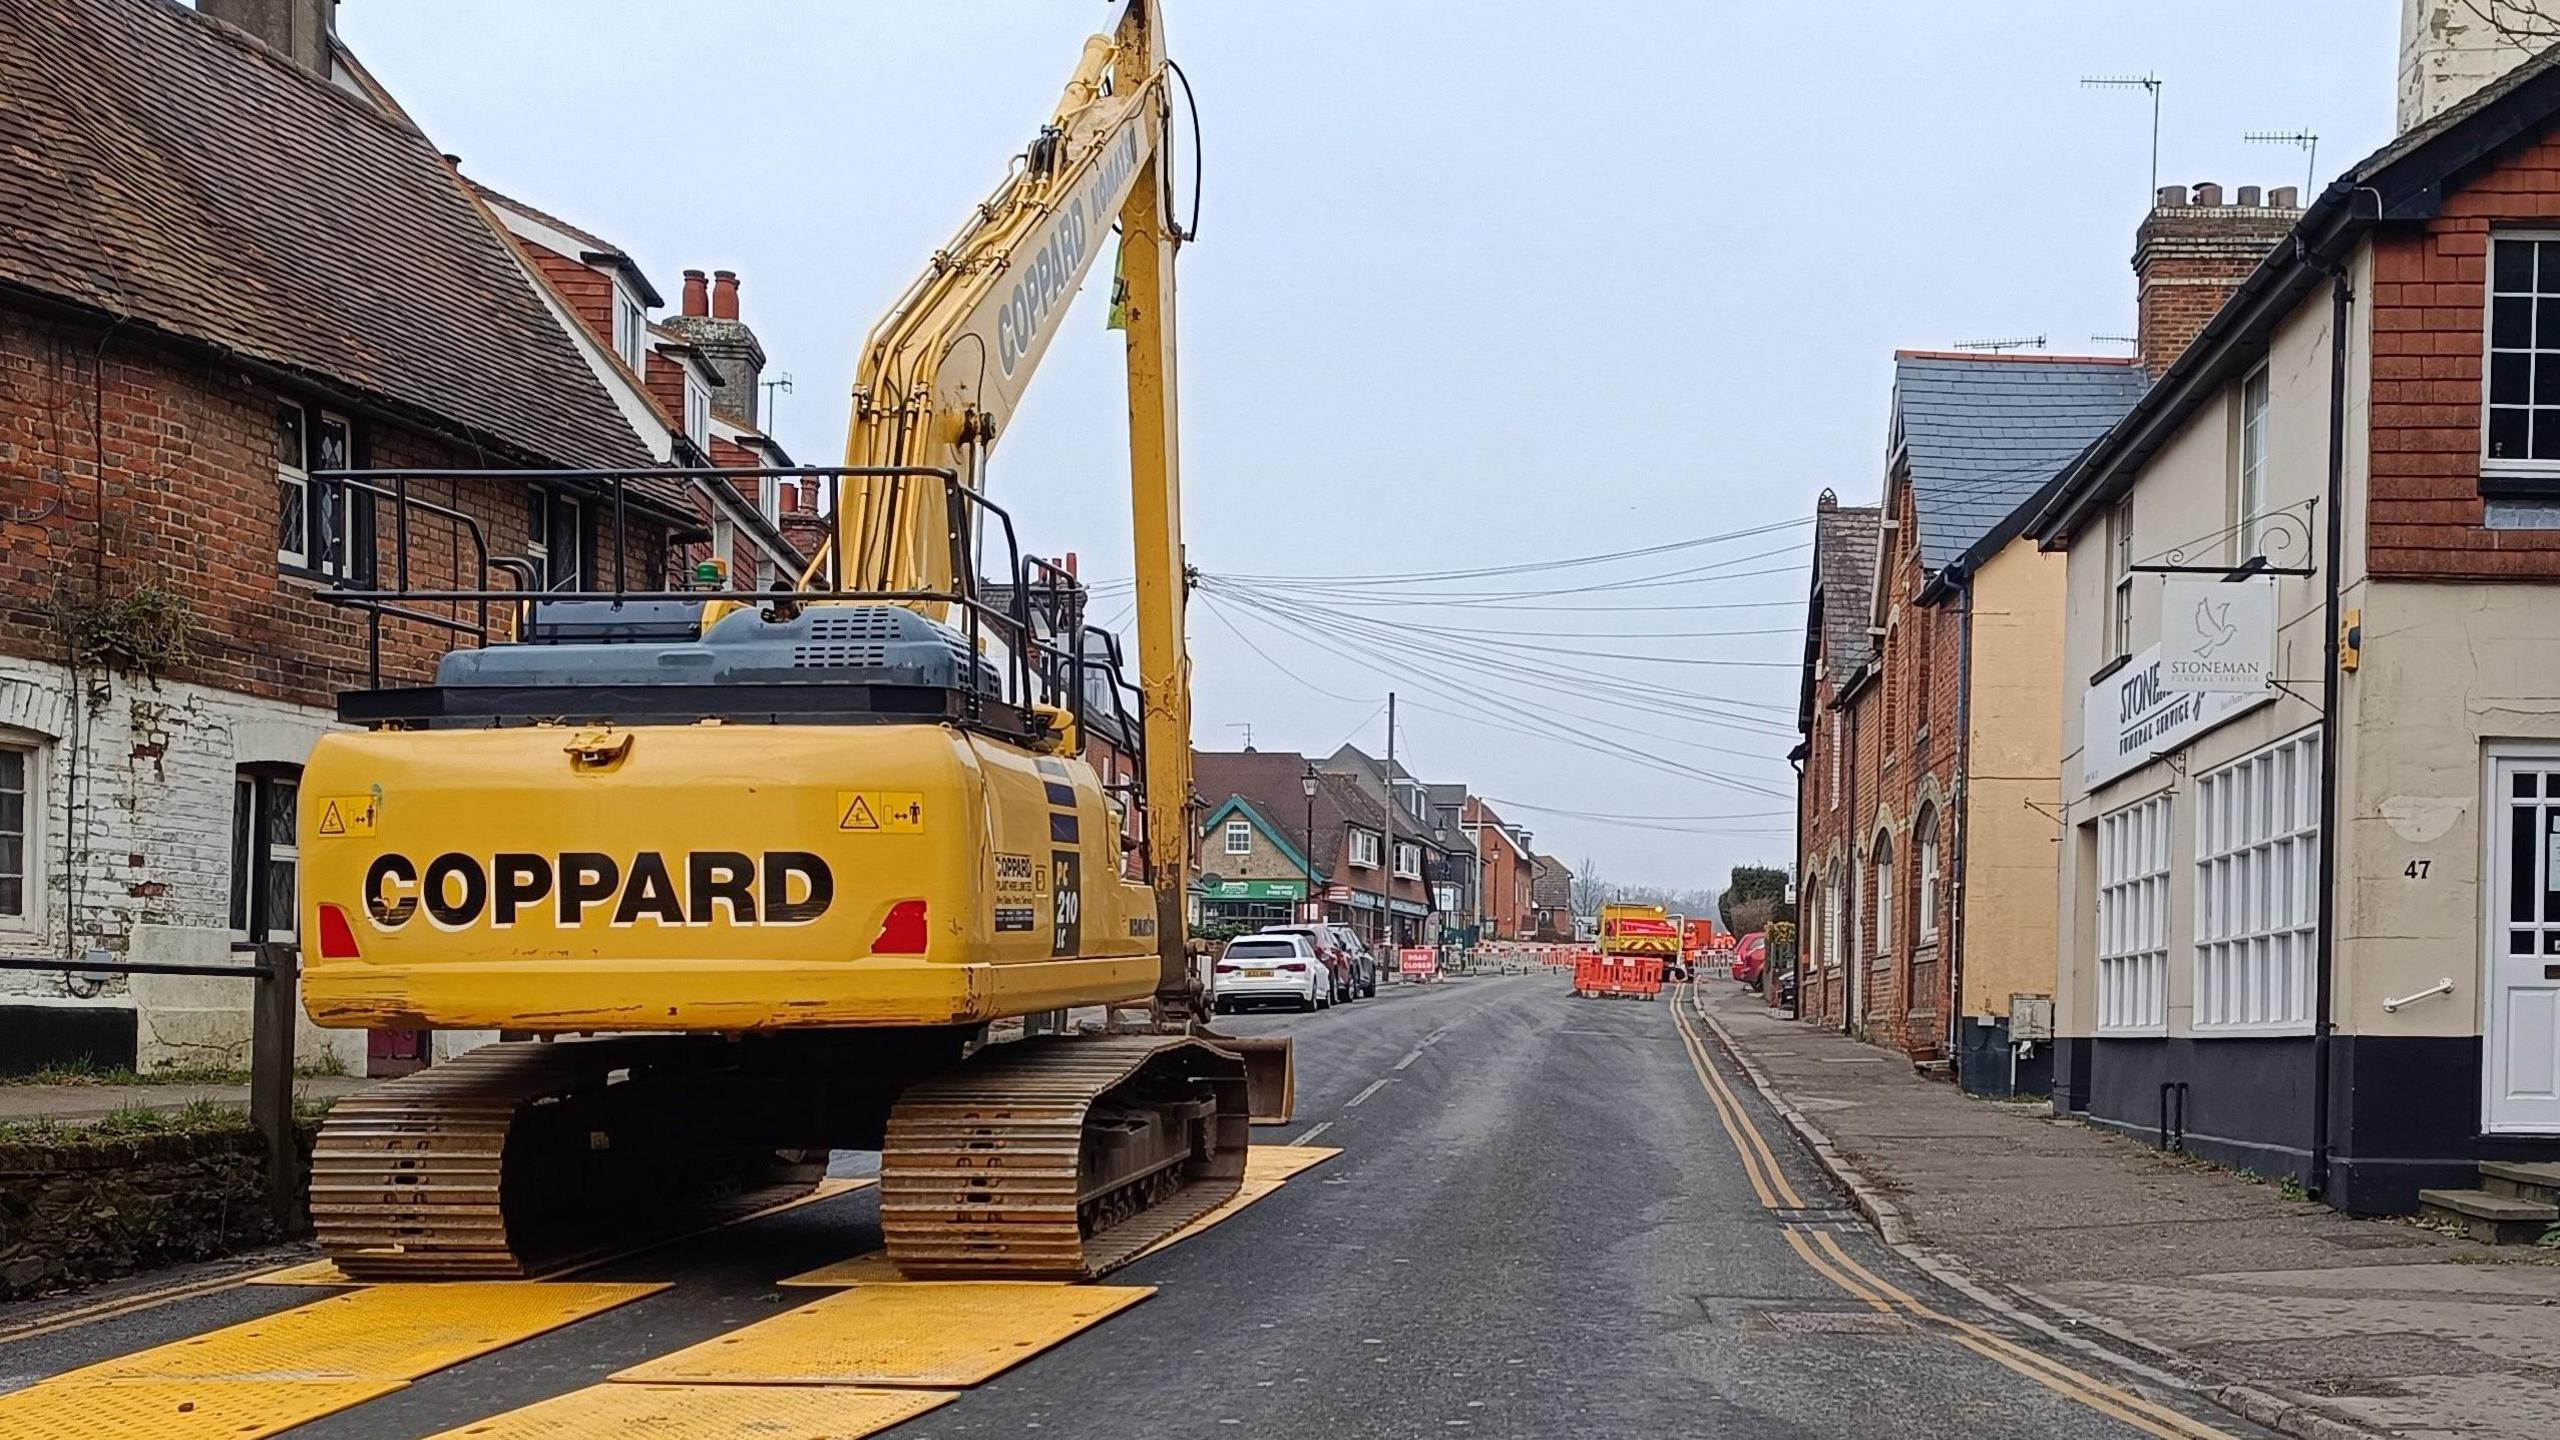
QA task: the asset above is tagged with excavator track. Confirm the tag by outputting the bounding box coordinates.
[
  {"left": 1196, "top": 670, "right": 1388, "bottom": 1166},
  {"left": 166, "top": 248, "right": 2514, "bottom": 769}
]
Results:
[
  {"left": 310, "top": 1037, "right": 825, "bottom": 1281},
  {"left": 879, "top": 1034, "right": 1251, "bottom": 1280}
]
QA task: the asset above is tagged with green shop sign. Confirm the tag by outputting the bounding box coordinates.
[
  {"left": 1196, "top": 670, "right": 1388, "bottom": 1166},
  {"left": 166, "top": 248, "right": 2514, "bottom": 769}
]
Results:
[{"left": 1203, "top": 878, "right": 1307, "bottom": 901}]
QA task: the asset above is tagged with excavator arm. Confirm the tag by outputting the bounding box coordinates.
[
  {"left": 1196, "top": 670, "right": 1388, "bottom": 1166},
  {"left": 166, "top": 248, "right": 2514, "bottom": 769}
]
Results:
[{"left": 826, "top": 1, "right": 1198, "bottom": 1016}]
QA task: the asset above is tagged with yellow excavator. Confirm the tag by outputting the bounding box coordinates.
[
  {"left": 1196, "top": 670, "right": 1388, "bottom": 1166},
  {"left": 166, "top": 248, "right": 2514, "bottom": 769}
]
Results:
[{"left": 293, "top": 0, "right": 1288, "bottom": 1282}]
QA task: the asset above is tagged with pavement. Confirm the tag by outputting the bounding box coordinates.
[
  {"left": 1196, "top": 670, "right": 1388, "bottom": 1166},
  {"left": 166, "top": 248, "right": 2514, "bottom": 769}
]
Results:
[
  {"left": 1697, "top": 979, "right": 2560, "bottom": 1440},
  {"left": 0, "top": 971, "right": 2295, "bottom": 1438},
  {"left": 0, "top": 1074, "right": 375, "bottom": 1123}
]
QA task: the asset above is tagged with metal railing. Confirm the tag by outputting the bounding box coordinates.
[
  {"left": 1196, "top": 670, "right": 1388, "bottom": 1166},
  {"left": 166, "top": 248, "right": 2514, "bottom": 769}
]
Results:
[
  {"left": 306, "top": 466, "right": 1121, "bottom": 748},
  {"left": 0, "top": 943, "right": 303, "bottom": 1229}
]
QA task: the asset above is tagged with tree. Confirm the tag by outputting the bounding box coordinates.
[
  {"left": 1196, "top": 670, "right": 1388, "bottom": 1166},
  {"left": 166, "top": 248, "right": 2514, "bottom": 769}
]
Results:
[
  {"left": 1719, "top": 864, "right": 1789, "bottom": 935},
  {"left": 1569, "top": 855, "right": 1612, "bottom": 914}
]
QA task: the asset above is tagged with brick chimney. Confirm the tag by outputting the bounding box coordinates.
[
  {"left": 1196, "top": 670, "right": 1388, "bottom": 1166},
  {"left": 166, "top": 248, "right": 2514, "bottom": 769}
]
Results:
[
  {"left": 663, "top": 269, "right": 767, "bottom": 426},
  {"left": 2133, "top": 182, "right": 2303, "bottom": 379},
  {"left": 200, "top": 0, "right": 337, "bottom": 73},
  {"left": 2399, "top": 0, "right": 2556, "bottom": 133}
]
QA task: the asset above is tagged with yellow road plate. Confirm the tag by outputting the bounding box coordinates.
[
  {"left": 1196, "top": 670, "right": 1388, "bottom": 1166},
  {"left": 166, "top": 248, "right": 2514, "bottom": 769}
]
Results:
[
  {"left": 1245, "top": 1143, "right": 1340, "bottom": 1183},
  {"left": 62, "top": 1282, "right": 664, "bottom": 1382},
  {"left": 0, "top": 1377, "right": 404, "bottom": 1440},
  {"left": 612, "top": 1283, "right": 1152, "bottom": 1387},
  {"left": 420, "top": 1383, "right": 957, "bottom": 1440}
]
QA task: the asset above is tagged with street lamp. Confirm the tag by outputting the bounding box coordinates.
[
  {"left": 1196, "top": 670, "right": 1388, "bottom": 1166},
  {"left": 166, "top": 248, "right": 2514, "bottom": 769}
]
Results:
[{"left": 1300, "top": 763, "right": 1320, "bottom": 924}]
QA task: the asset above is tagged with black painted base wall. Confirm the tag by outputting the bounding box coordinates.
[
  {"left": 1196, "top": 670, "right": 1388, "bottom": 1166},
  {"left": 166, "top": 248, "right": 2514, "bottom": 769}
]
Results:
[
  {"left": 0, "top": 1006, "right": 138, "bottom": 1076},
  {"left": 2063, "top": 1031, "right": 2560, "bottom": 1214},
  {"left": 1956, "top": 1017, "right": 2053, "bottom": 1098}
]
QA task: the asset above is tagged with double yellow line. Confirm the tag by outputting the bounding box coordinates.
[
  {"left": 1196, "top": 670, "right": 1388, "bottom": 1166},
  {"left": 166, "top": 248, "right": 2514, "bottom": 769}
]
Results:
[{"left": 1669, "top": 984, "right": 2237, "bottom": 1440}]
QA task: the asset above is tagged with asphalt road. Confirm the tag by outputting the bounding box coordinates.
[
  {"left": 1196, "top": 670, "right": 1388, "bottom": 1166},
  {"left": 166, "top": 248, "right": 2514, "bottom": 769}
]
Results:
[{"left": 0, "top": 974, "right": 2273, "bottom": 1438}]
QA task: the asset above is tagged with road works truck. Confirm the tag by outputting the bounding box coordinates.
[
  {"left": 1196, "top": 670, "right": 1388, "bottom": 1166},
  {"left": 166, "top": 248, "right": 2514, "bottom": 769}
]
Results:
[{"left": 1572, "top": 902, "right": 1678, "bottom": 999}]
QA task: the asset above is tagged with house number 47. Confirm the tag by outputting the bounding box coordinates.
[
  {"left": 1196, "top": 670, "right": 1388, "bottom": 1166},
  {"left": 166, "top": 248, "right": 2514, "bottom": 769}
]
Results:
[{"left": 2405, "top": 859, "right": 2431, "bottom": 880}]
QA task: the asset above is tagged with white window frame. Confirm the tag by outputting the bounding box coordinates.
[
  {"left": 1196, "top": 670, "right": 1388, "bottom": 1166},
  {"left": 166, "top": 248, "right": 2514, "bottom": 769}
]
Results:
[
  {"left": 2194, "top": 729, "right": 2321, "bottom": 1035},
  {"left": 1224, "top": 818, "right": 1252, "bottom": 855},
  {"left": 1871, "top": 831, "right": 1894, "bottom": 957},
  {"left": 1828, "top": 712, "right": 1841, "bottom": 807},
  {"left": 1394, "top": 841, "right": 1422, "bottom": 880},
  {"left": 276, "top": 404, "right": 309, "bottom": 570},
  {"left": 2237, "top": 365, "right": 2270, "bottom": 561},
  {"left": 2096, "top": 795, "right": 2172, "bottom": 1035},
  {"left": 1915, "top": 804, "right": 1941, "bottom": 943},
  {"left": 683, "top": 373, "right": 711, "bottom": 447},
  {"left": 1349, "top": 829, "right": 1381, "bottom": 868},
  {"left": 2107, "top": 499, "right": 2136, "bottom": 659},
  {"left": 1823, "top": 859, "right": 1843, "bottom": 972},
  {"left": 613, "top": 287, "right": 649, "bottom": 375},
  {"left": 2484, "top": 231, "right": 2560, "bottom": 475},
  {"left": 0, "top": 733, "right": 47, "bottom": 937}
]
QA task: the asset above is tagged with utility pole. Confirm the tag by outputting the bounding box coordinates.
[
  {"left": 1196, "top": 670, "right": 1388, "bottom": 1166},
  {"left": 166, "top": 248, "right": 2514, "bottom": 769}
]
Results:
[{"left": 1381, "top": 692, "right": 1397, "bottom": 956}]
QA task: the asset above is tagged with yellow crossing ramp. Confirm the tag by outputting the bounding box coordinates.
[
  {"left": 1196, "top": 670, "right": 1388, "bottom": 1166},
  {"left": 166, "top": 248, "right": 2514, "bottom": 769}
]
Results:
[
  {"left": 779, "top": 1146, "right": 1340, "bottom": 1286},
  {"left": 1244, "top": 1143, "right": 1340, "bottom": 1182},
  {"left": 60, "top": 1282, "right": 665, "bottom": 1382},
  {"left": 254, "top": 1179, "right": 875, "bottom": 1286},
  {"left": 613, "top": 1283, "right": 1152, "bottom": 1387},
  {"left": 0, "top": 1376, "right": 403, "bottom": 1440},
  {"left": 421, "top": 1382, "right": 958, "bottom": 1439}
]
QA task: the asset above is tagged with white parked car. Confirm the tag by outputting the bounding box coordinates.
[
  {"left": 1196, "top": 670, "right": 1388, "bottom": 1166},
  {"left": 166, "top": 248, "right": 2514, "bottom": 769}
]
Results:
[{"left": 1212, "top": 933, "right": 1330, "bottom": 1014}]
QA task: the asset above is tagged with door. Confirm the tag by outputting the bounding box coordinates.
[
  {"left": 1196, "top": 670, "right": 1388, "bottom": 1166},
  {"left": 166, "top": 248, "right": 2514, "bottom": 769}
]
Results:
[{"left": 2488, "top": 749, "right": 2560, "bottom": 1133}]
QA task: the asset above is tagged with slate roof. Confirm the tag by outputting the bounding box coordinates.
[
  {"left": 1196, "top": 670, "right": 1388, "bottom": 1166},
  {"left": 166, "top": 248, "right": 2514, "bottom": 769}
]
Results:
[
  {"left": 1814, "top": 504, "right": 1882, "bottom": 673},
  {"left": 1893, "top": 353, "right": 2146, "bottom": 572},
  {"left": 0, "top": 0, "right": 659, "bottom": 477}
]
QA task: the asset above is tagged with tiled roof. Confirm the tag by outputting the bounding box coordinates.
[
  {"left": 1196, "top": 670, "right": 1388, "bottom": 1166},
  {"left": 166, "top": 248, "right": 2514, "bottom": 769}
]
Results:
[
  {"left": 1893, "top": 353, "right": 2146, "bottom": 572},
  {"left": 1530, "top": 856, "right": 1573, "bottom": 908},
  {"left": 0, "top": 0, "right": 658, "bottom": 477},
  {"left": 1814, "top": 504, "right": 1882, "bottom": 673}
]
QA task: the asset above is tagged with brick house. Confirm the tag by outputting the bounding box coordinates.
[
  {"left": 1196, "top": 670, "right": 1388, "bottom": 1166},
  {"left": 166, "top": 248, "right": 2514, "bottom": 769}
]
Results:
[
  {"left": 1196, "top": 794, "right": 1325, "bottom": 931},
  {"left": 1462, "top": 798, "right": 1534, "bottom": 940},
  {"left": 1793, "top": 493, "right": 1879, "bottom": 1019},
  {"left": 2029, "top": 25, "right": 2560, "bottom": 1210},
  {"left": 0, "top": 0, "right": 697, "bottom": 1072},
  {"left": 1795, "top": 352, "right": 2141, "bottom": 1089},
  {"left": 468, "top": 187, "right": 809, "bottom": 586},
  {"left": 1194, "top": 750, "right": 1436, "bottom": 948},
  {"left": 1528, "top": 856, "right": 1574, "bottom": 940},
  {"left": 1319, "top": 744, "right": 1455, "bottom": 945}
]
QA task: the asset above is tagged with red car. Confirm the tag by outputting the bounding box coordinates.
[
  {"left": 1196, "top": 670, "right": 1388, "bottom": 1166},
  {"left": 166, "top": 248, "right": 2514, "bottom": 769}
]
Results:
[{"left": 1730, "top": 931, "right": 1768, "bottom": 986}]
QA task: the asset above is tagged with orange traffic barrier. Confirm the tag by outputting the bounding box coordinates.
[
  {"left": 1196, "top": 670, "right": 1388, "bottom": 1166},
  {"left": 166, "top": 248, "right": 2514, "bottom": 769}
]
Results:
[{"left": 1569, "top": 953, "right": 1663, "bottom": 1001}]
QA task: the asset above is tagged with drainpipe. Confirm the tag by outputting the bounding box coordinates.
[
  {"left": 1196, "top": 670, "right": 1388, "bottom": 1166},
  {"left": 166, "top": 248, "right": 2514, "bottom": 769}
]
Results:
[
  {"left": 1789, "top": 746, "right": 1806, "bottom": 1021},
  {"left": 2305, "top": 255, "right": 2352, "bottom": 1202},
  {"left": 1844, "top": 696, "right": 1862, "bottom": 1036},
  {"left": 1948, "top": 577, "right": 1975, "bottom": 1071}
]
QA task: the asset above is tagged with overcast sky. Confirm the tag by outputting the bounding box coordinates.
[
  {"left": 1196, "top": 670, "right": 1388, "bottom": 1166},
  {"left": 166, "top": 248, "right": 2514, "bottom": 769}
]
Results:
[{"left": 339, "top": 1, "right": 2400, "bottom": 891}]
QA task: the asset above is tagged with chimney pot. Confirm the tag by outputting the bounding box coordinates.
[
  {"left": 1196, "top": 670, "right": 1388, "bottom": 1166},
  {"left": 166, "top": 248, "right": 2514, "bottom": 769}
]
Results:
[
  {"left": 680, "top": 269, "right": 709, "bottom": 318},
  {"left": 2192, "top": 182, "right": 2224, "bottom": 206},
  {"left": 2157, "top": 184, "right": 2188, "bottom": 209},
  {"left": 2270, "top": 185, "right": 2300, "bottom": 209},
  {"left": 2237, "top": 184, "right": 2263, "bottom": 208},
  {"left": 712, "top": 270, "right": 741, "bottom": 321}
]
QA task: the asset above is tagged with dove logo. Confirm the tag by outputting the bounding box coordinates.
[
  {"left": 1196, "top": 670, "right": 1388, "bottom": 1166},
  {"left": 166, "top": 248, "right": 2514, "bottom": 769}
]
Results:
[{"left": 2160, "top": 577, "right": 2272, "bottom": 695}]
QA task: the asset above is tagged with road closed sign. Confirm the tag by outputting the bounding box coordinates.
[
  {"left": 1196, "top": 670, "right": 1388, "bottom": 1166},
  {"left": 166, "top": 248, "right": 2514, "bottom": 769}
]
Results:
[{"left": 1399, "top": 947, "right": 1438, "bottom": 980}]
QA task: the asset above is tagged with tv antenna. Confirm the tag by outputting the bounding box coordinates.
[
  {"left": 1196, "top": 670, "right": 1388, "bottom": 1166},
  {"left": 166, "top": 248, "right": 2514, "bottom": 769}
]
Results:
[
  {"left": 2089, "top": 333, "right": 2138, "bottom": 349},
  {"left": 1954, "top": 335, "right": 2046, "bottom": 353},
  {"left": 2243, "top": 129, "right": 2320, "bottom": 195},
  {"left": 2082, "top": 72, "right": 2164, "bottom": 202},
  {"left": 760, "top": 371, "right": 795, "bottom": 429},
  {"left": 1228, "top": 721, "right": 1254, "bottom": 750}
]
